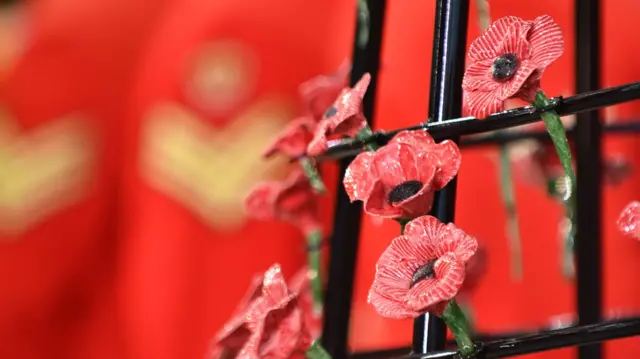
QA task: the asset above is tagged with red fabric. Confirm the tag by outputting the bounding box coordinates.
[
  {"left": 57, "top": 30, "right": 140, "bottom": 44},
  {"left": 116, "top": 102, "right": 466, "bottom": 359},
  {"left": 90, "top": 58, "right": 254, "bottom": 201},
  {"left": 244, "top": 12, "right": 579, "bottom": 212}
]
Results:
[{"left": 0, "top": 0, "right": 168, "bottom": 358}]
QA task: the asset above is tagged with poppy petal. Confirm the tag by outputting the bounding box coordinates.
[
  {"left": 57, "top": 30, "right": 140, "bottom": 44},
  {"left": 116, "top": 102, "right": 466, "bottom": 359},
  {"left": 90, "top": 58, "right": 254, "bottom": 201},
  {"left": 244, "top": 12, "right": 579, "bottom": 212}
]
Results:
[
  {"left": 427, "top": 140, "right": 462, "bottom": 190},
  {"left": 406, "top": 253, "right": 465, "bottom": 312},
  {"left": 435, "top": 226, "right": 479, "bottom": 263},
  {"left": 364, "top": 181, "right": 405, "bottom": 218},
  {"left": 468, "top": 16, "right": 526, "bottom": 62},
  {"left": 464, "top": 87, "right": 506, "bottom": 119},
  {"left": 462, "top": 59, "right": 501, "bottom": 92},
  {"left": 497, "top": 59, "right": 538, "bottom": 100},
  {"left": 529, "top": 15, "right": 564, "bottom": 69},
  {"left": 404, "top": 215, "right": 444, "bottom": 241},
  {"left": 392, "top": 180, "right": 436, "bottom": 218},
  {"left": 306, "top": 120, "right": 331, "bottom": 156},
  {"left": 496, "top": 20, "right": 533, "bottom": 60},
  {"left": 368, "top": 288, "right": 421, "bottom": 319},
  {"left": 373, "top": 143, "right": 420, "bottom": 188},
  {"left": 389, "top": 129, "right": 436, "bottom": 149},
  {"left": 245, "top": 183, "right": 279, "bottom": 220},
  {"left": 344, "top": 151, "right": 378, "bottom": 202},
  {"left": 263, "top": 117, "right": 315, "bottom": 158}
]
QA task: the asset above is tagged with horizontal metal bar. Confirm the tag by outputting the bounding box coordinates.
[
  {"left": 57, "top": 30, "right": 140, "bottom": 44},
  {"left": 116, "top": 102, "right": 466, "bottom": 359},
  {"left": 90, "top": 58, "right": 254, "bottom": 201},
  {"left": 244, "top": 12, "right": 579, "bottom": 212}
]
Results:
[
  {"left": 460, "top": 121, "right": 640, "bottom": 147},
  {"left": 393, "top": 317, "right": 640, "bottom": 359},
  {"left": 311, "top": 81, "right": 640, "bottom": 161}
]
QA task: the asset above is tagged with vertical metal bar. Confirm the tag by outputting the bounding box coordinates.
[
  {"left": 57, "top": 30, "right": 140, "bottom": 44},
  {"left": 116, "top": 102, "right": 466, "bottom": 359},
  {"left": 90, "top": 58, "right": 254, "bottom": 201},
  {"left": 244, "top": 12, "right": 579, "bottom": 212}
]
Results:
[
  {"left": 574, "top": 0, "right": 603, "bottom": 358},
  {"left": 321, "top": 1, "right": 387, "bottom": 359},
  {"left": 412, "top": 0, "right": 470, "bottom": 354}
]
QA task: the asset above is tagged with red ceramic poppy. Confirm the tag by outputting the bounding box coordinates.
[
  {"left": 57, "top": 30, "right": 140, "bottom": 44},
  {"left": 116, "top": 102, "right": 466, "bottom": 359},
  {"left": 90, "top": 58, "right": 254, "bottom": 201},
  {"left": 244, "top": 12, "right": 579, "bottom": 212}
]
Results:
[
  {"left": 289, "top": 266, "right": 323, "bottom": 340},
  {"left": 343, "top": 130, "right": 461, "bottom": 219},
  {"left": 462, "top": 15, "right": 564, "bottom": 119},
  {"left": 299, "top": 60, "right": 351, "bottom": 121},
  {"left": 209, "top": 264, "right": 313, "bottom": 359},
  {"left": 245, "top": 169, "right": 321, "bottom": 235},
  {"left": 368, "top": 216, "right": 478, "bottom": 319},
  {"left": 263, "top": 116, "right": 317, "bottom": 158},
  {"left": 617, "top": 201, "right": 640, "bottom": 240},
  {"left": 306, "top": 73, "right": 371, "bottom": 155},
  {"left": 240, "top": 264, "right": 312, "bottom": 359}
]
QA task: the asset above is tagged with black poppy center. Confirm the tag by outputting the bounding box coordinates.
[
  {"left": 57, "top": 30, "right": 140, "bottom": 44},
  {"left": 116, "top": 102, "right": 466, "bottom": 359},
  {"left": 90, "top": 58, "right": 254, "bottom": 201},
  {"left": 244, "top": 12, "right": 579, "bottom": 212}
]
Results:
[
  {"left": 410, "top": 260, "right": 437, "bottom": 287},
  {"left": 388, "top": 180, "right": 423, "bottom": 204},
  {"left": 491, "top": 53, "right": 520, "bottom": 81},
  {"left": 324, "top": 106, "right": 338, "bottom": 118}
]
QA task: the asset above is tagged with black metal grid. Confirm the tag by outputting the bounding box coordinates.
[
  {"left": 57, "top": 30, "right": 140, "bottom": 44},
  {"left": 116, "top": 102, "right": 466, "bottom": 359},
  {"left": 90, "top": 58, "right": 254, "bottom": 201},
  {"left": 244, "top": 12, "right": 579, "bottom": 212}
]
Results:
[{"left": 318, "top": 0, "right": 640, "bottom": 359}]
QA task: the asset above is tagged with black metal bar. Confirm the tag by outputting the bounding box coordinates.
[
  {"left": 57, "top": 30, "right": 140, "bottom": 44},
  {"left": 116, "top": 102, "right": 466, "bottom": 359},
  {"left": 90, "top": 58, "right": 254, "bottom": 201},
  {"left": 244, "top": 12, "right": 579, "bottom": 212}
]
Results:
[
  {"left": 575, "top": 0, "right": 603, "bottom": 358},
  {"left": 412, "top": 0, "right": 470, "bottom": 354},
  {"left": 320, "top": 1, "right": 387, "bottom": 358},
  {"left": 459, "top": 121, "right": 640, "bottom": 147},
  {"left": 397, "top": 317, "right": 640, "bottom": 359},
  {"left": 310, "top": 82, "right": 640, "bottom": 161}
]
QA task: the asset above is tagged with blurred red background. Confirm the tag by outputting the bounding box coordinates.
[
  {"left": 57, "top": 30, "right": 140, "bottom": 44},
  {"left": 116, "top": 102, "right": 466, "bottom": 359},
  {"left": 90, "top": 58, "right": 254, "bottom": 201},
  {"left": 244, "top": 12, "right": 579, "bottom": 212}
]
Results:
[{"left": 0, "top": 0, "right": 637, "bottom": 359}]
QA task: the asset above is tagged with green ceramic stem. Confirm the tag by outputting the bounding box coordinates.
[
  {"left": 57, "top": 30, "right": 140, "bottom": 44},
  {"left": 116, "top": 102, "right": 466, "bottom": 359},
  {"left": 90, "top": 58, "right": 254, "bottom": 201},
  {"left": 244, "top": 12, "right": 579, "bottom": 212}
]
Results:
[
  {"left": 533, "top": 91, "right": 577, "bottom": 280},
  {"left": 306, "top": 340, "right": 332, "bottom": 359},
  {"left": 442, "top": 299, "right": 477, "bottom": 357},
  {"left": 299, "top": 157, "right": 326, "bottom": 194},
  {"left": 306, "top": 230, "right": 324, "bottom": 313},
  {"left": 498, "top": 143, "right": 523, "bottom": 281},
  {"left": 532, "top": 91, "right": 577, "bottom": 199}
]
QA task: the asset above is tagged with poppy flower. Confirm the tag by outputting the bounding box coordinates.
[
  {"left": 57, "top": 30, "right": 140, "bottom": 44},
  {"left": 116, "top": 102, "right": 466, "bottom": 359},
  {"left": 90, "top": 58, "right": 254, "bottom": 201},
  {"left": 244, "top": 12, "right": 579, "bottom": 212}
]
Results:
[
  {"left": 299, "top": 60, "right": 351, "bottom": 121},
  {"left": 343, "top": 130, "right": 461, "bottom": 219},
  {"left": 617, "top": 201, "right": 640, "bottom": 240},
  {"left": 245, "top": 169, "right": 321, "bottom": 235},
  {"left": 462, "top": 15, "right": 564, "bottom": 119},
  {"left": 263, "top": 116, "right": 316, "bottom": 158},
  {"left": 240, "top": 264, "right": 312, "bottom": 359},
  {"left": 209, "top": 264, "right": 313, "bottom": 359},
  {"left": 368, "top": 216, "right": 478, "bottom": 319},
  {"left": 307, "top": 73, "right": 371, "bottom": 156}
]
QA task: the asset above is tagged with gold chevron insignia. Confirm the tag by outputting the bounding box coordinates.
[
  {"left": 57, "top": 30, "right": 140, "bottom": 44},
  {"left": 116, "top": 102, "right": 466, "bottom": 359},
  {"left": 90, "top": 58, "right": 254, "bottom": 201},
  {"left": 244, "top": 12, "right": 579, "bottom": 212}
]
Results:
[
  {"left": 140, "top": 99, "right": 292, "bottom": 231},
  {"left": 0, "top": 109, "right": 95, "bottom": 236}
]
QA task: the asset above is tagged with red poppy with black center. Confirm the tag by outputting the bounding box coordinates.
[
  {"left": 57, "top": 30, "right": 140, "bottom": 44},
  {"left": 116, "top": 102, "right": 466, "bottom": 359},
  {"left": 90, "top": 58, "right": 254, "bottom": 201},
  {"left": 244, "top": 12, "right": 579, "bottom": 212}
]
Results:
[
  {"left": 299, "top": 60, "right": 351, "bottom": 121},
  {"left": 343, "top": 130, "right": 461, "bottom": 219},
  {"left": 368, "top": 216, "right": 478, "bottom": 319},
  {"left": 306, "top": 73, "right": 371, "bottom": 155},
  {"left": 617, "top": 201, "right": 640, "bottom": 240},
  {"left": 462, "top": 15, "right": 564, "bottom": 119},
  {"left": 263, "top": 116, "right": 316, "bottom": 158},
  {"left": 245, "top": 170, "right": 321, "bottom": 235}
]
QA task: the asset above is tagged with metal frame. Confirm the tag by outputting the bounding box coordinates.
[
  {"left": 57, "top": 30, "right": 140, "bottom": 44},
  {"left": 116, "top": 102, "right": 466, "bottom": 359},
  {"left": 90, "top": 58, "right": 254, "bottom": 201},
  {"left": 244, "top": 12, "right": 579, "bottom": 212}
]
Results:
[{"left": 319, "top": 0, "right": 640, "bottom": 358}]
